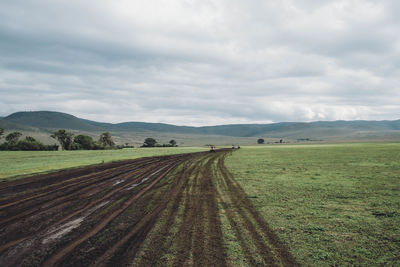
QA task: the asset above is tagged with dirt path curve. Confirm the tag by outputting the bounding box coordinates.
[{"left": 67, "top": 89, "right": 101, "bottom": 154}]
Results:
[
  {"left": 0, "top": 149, "right": 298, "bottom": 266},
  {"left": 131, "top": 150, "right": 299, "bottom": 267}
]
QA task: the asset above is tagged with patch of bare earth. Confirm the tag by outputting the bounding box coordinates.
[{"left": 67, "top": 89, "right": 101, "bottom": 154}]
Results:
[{"left": 0, "top": 150, "right": 297, "bottom": 266}]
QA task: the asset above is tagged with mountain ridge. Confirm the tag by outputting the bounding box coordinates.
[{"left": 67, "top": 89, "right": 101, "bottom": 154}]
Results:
[{"left": 1, "top": 111, "right": 400, "bottom": 145}]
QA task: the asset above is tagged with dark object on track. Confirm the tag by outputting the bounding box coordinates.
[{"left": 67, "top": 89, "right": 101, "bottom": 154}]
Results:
[{"left": 210, "top": 146, "right": 216, "bottom": 152}]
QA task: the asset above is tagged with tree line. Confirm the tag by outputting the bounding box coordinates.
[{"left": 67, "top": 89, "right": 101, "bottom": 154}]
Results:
[
  {"left": 50, "top": 130, "right": 117, "bottom": 150},
  {"left": 0, "top": 128, "right": 177, "bottom": 151},
  {"left": 0, "top": 128, "right": 119, "bottom": 151},
  {"left": 0, "top": 129, "right": 58, "bottom": 151},
  {"left": 141, "top": 137, "right": 177, "bottom": 147}
]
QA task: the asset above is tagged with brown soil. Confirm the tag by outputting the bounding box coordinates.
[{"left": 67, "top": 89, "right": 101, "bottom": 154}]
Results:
[{"left": 0, "top": 149, "right": 298, "bottom": 267}]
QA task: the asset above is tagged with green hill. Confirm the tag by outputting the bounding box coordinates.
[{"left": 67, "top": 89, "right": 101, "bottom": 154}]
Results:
[
  {"left": 0, "top": 118, "right": 39, "bottom": 132},
  {"left": 1, "top": 111, "right": 400, "bottom": 145},
  {"left": 4, "top": 111, "right": 102, "bottom": 132}
]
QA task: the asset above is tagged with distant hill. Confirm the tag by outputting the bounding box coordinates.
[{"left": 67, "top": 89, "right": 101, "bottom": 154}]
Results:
[
  {"left": 0, "top": 118, "right": 39, "bottom": 132},
  {"left": 1, "top": 111, "right": 400, "bottom": 145},
  {"left": 3, "top": 111, "right": 103, "bottom": 132},
  {"left": 2, "top": 111, "right": 197, "bottom": 133}
]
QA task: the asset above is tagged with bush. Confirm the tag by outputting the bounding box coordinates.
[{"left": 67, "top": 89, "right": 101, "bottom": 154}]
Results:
[
  {"left": 99, "top": 132, "right": 115, "bottom": 149},
  {"left": 15, "top": 140, "right": 46, "bottom": 151},
  {"left": 0, "top": 142, "right": 11, "bottom": 151},
  {"left": 142, "top": 138, "right": 157, "bottom": 147},
  {"left": 0, "top": 140, "right": 59, "bottom": 151},
  {"left": 73, "top": 135, "right": 95, "bottom": 150},
  {"left": 51, "top": 130, "right": 74, "bottom": 150}
]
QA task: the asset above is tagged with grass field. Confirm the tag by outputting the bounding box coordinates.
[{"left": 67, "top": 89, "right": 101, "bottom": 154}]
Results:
[
  {"left": 225, "top": 143, "right": 400, "bottom": 266},
  {"left": 1, "top": 143, "right": 399, "bottom": 265},
  {"left": 0, "top": 147, "right": 208, "bottom": 181}
]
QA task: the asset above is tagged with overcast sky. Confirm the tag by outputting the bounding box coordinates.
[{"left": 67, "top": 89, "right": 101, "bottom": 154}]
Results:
[{"left": 0, "top": 0, "right": 399, "bottom": 126}]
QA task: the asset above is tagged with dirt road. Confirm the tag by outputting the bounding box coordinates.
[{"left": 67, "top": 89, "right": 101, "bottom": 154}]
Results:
[{"left": 0, "top": 150, "right": 297, "bottom": 266}]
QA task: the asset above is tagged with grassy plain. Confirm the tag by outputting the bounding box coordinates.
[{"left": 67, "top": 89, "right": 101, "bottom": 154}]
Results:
[
  {"left": 225, "top": 143, "right": 400, "bottom": 266},
  {"left": 0, "top": 147, "right": 208, "bottom": 181}
]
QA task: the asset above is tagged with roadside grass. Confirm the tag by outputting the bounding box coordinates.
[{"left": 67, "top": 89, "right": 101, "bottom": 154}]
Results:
[
  {"left": 225, "top": 143, "right": 400, "bottom": 266},
  {"left": 214, "top": 160, "right": 265, "bottom": 266},
  {"left": 0, "top": 147, "right": 207, "bottom": 181}
]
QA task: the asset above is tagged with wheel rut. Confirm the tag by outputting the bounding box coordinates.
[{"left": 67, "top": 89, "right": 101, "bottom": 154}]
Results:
[{"left": 0, "top": 149, "right": 298, "bottom": 266}]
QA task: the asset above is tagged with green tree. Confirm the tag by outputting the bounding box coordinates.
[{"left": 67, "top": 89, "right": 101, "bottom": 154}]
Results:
[
  {"left": 6, "top": 132, "right": 22, "bottom": 145},
  {"left": 142, "top": 137, "right": 157, "bottom": 147},
  {"left": 51, "top": 129, "right": 74, "bottom": 150},
  {"left": 257, "top": 138, "right": 265, "bottom": 144},
  {"left": 99, "top": 132, "right": 115, "bottom": 148},
  {"left": 169, "top": 139, "right": 177, "bottom": 147},
  {"left": 16, "top": 139, "right": 45, "bottom": 151},
  {"left": 17, "top": 136, "right": 44, "bottom": 150},
  {"left": 25, "top": 136, "right": 36, "bottom": 142},
  {"left": 0, "top": 128, "right": 4, "bottom": 139},
  {"left": 74, "top": 134, "right": 95, "bottom": 150}
]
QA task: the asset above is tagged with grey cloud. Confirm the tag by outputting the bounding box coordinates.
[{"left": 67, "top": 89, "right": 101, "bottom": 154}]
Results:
[{"left": 0, "top": 0, "right": 399, "bottom": 125}]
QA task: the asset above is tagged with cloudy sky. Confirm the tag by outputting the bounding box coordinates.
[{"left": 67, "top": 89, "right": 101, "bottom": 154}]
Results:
[{"left": 0, "top": 0, "right": 399, "bottom": 126}]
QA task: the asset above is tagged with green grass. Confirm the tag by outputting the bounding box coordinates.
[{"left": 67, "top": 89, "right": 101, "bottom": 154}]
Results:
[
  {"left": 0, "top": 147, "right": 208, "bottom": 181},
  {"left": 225, "top": 143, "right": 400, "bottom": 266}
]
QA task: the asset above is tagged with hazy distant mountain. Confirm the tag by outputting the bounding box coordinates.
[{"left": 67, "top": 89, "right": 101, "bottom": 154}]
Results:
[
  {"left": 3, "top": 111, "right": 103, "bottom": 132},
  {"left": 0, "top": 117, "right": 39, "bottom": 132},
  {"left": 1, "top": 111, "right": 400, "bottom": 145}
]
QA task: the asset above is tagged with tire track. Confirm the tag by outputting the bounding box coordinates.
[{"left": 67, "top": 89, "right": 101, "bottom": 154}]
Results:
[
  {"left": 0, "top": 156, "right": 160, "bottom": 197},
  {"left": 172, "top": 155, "right": 206, "bottom": 266},
  {"left": 0, "top": 149, "right": 299, "bottom": 266},
  {"left": 216, "top": 153, "right": 299, "bottom": 267},
  {"left": 42, "top": 162, "right": 179, "bottom": 267},
  {"left": 0, "top": 158, "right": 177, "bottom": 251},
  {"left": 0, "top": 157, "right": 167, "bottom": 209},
  {"left": 89, "top": 160, "right": 198, "bottom": 266},
  {"left": 132, "top": 152, "right": 228, "bottom": 267},
  {"left": 128, "top": 160, "right": 198, "bottom": 266},
  {"left": 0, "top": 152, "right": 198, "bottom": 266},
  {"left": 0, "top": 162, "right": 156, "bottom": 226}
]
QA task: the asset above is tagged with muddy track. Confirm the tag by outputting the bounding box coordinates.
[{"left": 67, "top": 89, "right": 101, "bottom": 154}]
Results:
[
  {"left": 0, "top": 156, "right": 164, "bottom": 195},
  {"left": 216, "top": 153, "right": 300, "bottom": 266},
  {"left": 0, "top": 149, "right": 297, "bottom": 266},
  {"left": 0, "top": 161, "right": 162, "bottom": 226},
  {"left": 0, "top": 157, "right": 185, "bottom": 249},
  {"left": 0, "top": 152, "right": 196, "bottom": 266}
]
